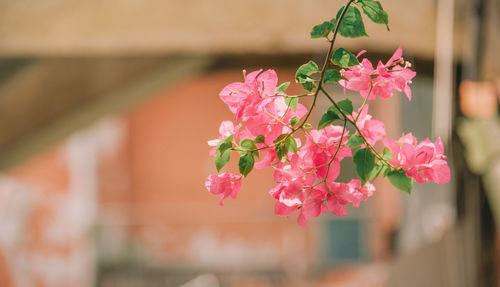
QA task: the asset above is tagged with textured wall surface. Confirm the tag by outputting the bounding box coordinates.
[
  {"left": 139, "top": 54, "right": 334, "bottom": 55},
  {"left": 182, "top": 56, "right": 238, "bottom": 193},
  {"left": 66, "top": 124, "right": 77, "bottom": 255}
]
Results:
[{"left": 0, "top": 0, "right": 439, "bottom": 58}]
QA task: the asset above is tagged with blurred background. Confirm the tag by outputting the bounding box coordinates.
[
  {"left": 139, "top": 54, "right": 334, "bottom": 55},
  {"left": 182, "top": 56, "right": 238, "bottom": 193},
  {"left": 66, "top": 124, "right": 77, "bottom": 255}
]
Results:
[{"left": 0, "top": 0, "right": 498, "bottom": 286}]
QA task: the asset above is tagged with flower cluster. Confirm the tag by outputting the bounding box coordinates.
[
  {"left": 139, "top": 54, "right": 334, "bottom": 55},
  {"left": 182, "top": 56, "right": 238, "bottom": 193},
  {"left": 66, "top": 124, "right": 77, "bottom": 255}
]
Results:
[
  {"left": 340, "top": 47, "right": 416, "bottom": 101},
  {"left": 205, "top": 0, "right": 451, "bottom": 227},
  {"left": 383, "top": 134, "right": 451, "bottom": 184}
]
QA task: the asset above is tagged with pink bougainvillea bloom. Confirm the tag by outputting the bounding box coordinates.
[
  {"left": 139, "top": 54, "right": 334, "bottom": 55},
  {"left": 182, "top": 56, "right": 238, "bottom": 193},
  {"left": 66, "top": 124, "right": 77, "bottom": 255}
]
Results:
[
  {"left": 205, "top": 173, "right": 242, "bottom": 206},
  {"left": 207, "top": 120, "right": 240, "bottom": 156},
  {"left": 270, "top": 181, "right": 306, "bottom": 208},
  {"left": 303, "top": 125, "right": 352, "bottom": 180},
  {"left": 323, "top": 179, "right": 375, "bottom": 216},
  {"left": 245, "top": 96, "right": 307, "bottom": 145},
  {"left": 383, "top": 134, "right": 451, "bottom": 184},
  {"left": 339, "top": 58, "right": 375, "bottom": 98},
  {"left": 219, "top": 68, "right": 308, "bottom": 155},
  {"left": 268, "top": 142, "right": 377, "bottom": 227},
  {"left": 219, "top": 69, "right": 280, "bottom": 121},
  {"left": 408, "top": 138, "right": 450, "bottom": 184},
  {"left": 245, "top": 69, "right": 278, "bottom": 99},
  {"left": 270, "top": 154, "right": 316, "bottom": 206},
  {"left": 299, "top": 188, "right": 328, "bottom": 223},
  {"left": 219, "top": 81, "right": 257, "bottom": 121},
  {"left": 349, "top": 105, "right": 386, "bottom": 146},
  {"left": 340, "top": 47, "right": 416, "bottom": 101}
]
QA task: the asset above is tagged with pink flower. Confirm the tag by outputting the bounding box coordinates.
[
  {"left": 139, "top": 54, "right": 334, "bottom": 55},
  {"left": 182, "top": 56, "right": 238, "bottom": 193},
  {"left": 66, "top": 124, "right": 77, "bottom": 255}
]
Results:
[
  {"left": 245, "top": 96, "right": 307, "bottom": 145},
  {"left": 270, "top": 153, "right": 316, "bottom": 207},
  {"left": 340, "top": 58, "right": 375, "bottom": 98},
  {"left": 297, "top": 188, "right": 328, "bottom": 227},
  {"left": 207, "top": 121, "right": 240, "bottom": 156},
  {"left": 245, "top": 69, "right": 278, "bottom": 99},
  {"left": 324, "top": 179, "right": 375, "bottom": 216},
  {"left": 270, "top": 181, "right": 306, "bottom": 208},
  {"left": 205, "top": 173, "right": 242, "bottom": 206},
  {"left": 268, "top": 146, "right": 376, "bottom": 227},
  {"left": 302, "top": 126, "right": 352, "bottom": 180},
  {"left": 219, "top": 69, "right": 308, "bottom": 152},
  {"left": 348, "top": 105, "right": 386, "bottom": 146},
  {"left": 383, "top": 134, "right": 451, "bottom": 184},
  {"left": 340, "top": 47, "right": 416, "bottom": 101},
  {"left": 219, "top": 69, "right": 279, "bottom": 121}
]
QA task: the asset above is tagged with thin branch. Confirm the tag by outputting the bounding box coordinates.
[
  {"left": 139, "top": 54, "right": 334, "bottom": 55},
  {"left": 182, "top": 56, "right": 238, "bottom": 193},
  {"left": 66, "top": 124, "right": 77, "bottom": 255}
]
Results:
[{"left": 320, "top": 87, "right": 395, "bottom": 169}]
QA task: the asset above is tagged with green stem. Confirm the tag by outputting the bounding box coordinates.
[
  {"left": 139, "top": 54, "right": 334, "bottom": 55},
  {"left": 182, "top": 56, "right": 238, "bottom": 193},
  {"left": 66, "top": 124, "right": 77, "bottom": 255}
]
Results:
[
  {"left": 289, "top": 0, "right": 356, "bottom": 135},
  {"left": 354, "top": 85, "right": 372, "bottom": 123},
  {"left": 320, "top": 87, "right": 395, "bottom": 169},
  {"left": 231, "top": 0, "right": 357, "bottom": 157},
  {"left": 324, "top": 118, "right": 348, "bottom": 181}
]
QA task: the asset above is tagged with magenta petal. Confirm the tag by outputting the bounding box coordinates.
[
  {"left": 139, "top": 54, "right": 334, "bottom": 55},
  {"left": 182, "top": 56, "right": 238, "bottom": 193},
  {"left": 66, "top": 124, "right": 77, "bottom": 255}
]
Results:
[
  {"left": 302, "top": 198, "right": 323, "bottom": 219},
  {"left": 274, "top": 201, "right": 297, "bottom": 217},
  {"left": 297, "top": 212, "right": 309, "bottom": 227},
  {"left": 356, "top": 50, "right": 367, "bottom": 58},
  {"left": 326, "top": 196, "right": 348, "bottom": 216},
  {"left": 386, "top": 46, "right": 403, "bottom": 67},
  {"left": 431, "top": 160, "right": 451, "bottom": 184},
  {"left": 404, "top": 85, "right": 412, "bottom": 101}
]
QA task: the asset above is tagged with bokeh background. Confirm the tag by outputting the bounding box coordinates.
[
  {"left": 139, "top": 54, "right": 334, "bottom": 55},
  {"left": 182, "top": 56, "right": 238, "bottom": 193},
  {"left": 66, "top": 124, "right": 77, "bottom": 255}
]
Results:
[{"left": 0, "top": 0, "right": 499, "bottom": 286}]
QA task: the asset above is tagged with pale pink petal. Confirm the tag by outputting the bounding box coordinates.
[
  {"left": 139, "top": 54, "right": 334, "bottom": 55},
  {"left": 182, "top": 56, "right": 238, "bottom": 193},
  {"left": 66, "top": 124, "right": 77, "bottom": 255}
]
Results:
[
  {"left": 274, "top": 201, "right": 297, "bottom": 217},
  {"left": 404, "top": 84, "right": 412, "bottom": 101},
  {"left": 385, "top": 46, "right": 403, "bottom": 67},
  {"left": 356, "top": 50, "right": 367, "bottom": 58},
  {"left": 297, "top": 212, "right": 309, "bottom": 227},
  {"left": 430, "top": 160, "right": 451, "bottom": 184}
]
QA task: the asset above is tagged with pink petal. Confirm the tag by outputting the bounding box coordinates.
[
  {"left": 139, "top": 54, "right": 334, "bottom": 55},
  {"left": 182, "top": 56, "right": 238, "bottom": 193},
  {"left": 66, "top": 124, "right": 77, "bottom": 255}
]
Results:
[
  {"left": 430, "top": 160, "right": 451, "bottom": 184},
  {"left": 356, "top": 50, "right": 367, "bottom": 58},
  {"left": 386, "top": 46, "right": 403, "bottom": 67},
  {"left": 274, "top": 201, "right": 297, "bottom": 217}
]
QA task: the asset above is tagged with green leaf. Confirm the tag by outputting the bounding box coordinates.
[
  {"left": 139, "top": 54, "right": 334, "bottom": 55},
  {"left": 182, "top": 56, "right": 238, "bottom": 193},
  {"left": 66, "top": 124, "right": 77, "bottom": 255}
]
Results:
[
  {"left": 286, "top": 137, "right": 298, "bottom": 153},
  {"left": 337, "top": 99, "right": 353, "bottom": 114},
  {"left": 276, "top": 82, "right": 290, "bottom": 93},
  {"left": 254, "top": 135, "right": 265, "bottom": 144},
  {"left": 215, "top": 148, "right": 231, "bottom": 172},
  {"left": 240, "top": 138, "right": 257, "bottom": 151},
  {"left": 239, "top": 153, "right": 255, "bottom": 177},
  {"left": 296, "top": 61, "right": 319, "bottom": 82},
  {"left": 295, "top": 61, "right": 319, "bottom": 91},
  {"left": 274, "top": 134, "right": 288, "bottom": 144},
  {"left": 358, "top": 0, "right": 389, "bottom": 30},
  {"left": 318, "top": 108, "right": 341, "bottom": 129},
  {"left": 220, "top": 135, "right": 233, "bottom": 147},
  {"left": 285, "top": 97, "right": 299, "bottom": 111},
  {"left": 218, "top": 136, "right": 233, "bottom": 153},
  {"left": 304, "top": 123, "right": 313, "bottom": 129},
  {"left": 387, "top": 169, "right": 413, "bottom": 194},
  {"left": 347, "top": 134, "right": 364, "bottom": 148},
  {"left": 382, "top": 147, "right": 393, "bottom": 160},
  {"left": 323, "top": 69, "right": 342, "bottom": 84},
  {"left": 240, "top": 138, "right": 259, "bottom": 158},
  {"left": 290, "top": 116, "right": 299, "bottom": 126},
  {"left": 336, "top": 6, "right": 368, "bottom": 38},
  {"left": 331, "top": 48, "right": 360, "bottom": 68},
  {"left": 353, "top": 148, "right": 376, "bottom": 185},
  {"left": 301, "top": 82, "right": 315, "bottom": 91},
  {"left": 326, "top": 105, "right": 342, "bottom": 117},
  {"left": 275, "top": 143, "right": 288, "bottom": 162},
  {"left": 367, "top": 162, "right": 386, "bottom": 181},
  {"left": 318, "top": 104, "right": 346, "bottom": 129},
  {"left": 310, "top": 18, "right": 336, "bottom": 38},
  {"left": 215, "top": 136, "right": 233, "bottom": 172}
]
